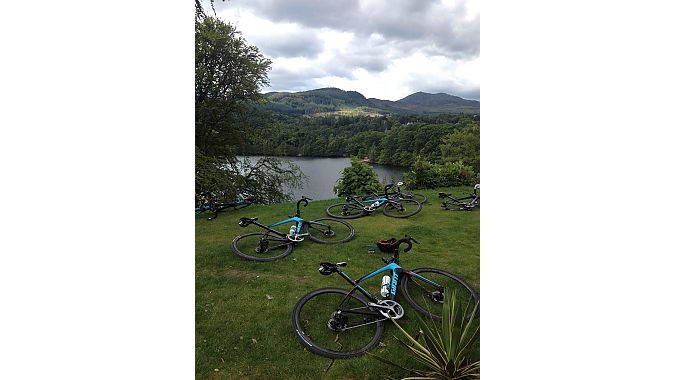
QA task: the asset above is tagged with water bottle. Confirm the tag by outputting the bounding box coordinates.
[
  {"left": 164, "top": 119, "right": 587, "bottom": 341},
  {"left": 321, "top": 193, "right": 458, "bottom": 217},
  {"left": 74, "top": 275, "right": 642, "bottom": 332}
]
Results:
[
  {"left": 380, "top": 275, "right": 391, "bottom": 297},
  {"left": 373, "top": 201, "right": 380, "bottom": 207},
  {"left": 289, "top": 225, "right": 297, "bottom": 236}
]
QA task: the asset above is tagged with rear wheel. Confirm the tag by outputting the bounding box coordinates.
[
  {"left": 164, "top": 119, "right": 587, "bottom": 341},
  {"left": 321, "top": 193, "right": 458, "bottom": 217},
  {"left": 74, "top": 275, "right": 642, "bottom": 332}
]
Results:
[
  {"left": 326, "top": 203, "right": 367, "bottom": 219},
  {"left": 231, "top": 232, "right": 293, "bottom": 261},
  {"left": 382, "top": 199, "right": 422, "bottom": 218},
  {"left": 305, "top": 218, "right": 355, "bottom": 244},
  {"left": 400, "top": 192, "right": 428, "bottom": 204},
  {"left": 401, "top": 268, "right": 479, "bottom": 320},
  {"left": 291, "top": 288, "right": 385, "bottom": 359}
]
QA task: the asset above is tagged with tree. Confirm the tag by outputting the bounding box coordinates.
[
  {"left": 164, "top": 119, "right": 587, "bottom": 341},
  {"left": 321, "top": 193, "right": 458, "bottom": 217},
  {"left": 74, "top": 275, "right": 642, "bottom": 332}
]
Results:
[
  {"left": 195, "top": 16, "right": 271, "bottom": 156},
  {"left": 195, "top": 15, "right": 303, "bottom": 202},
  {"left": 440, "top": 123, "right": 480, "bottom": 172},
  {"left": 333, "top": 158, "right": 383, "bottom": 197}
]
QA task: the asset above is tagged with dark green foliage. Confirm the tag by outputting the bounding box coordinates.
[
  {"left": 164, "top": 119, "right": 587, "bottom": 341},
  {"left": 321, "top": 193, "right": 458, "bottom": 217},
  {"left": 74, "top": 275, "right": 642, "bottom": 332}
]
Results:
[
  {"left": 333, "top": 158, "right": 384, "bottom": 197},
  {"left": 195, "top": 16, "right": 271, "bottom": 156},
  {"left": 243, "top": 113, "right": 478, "bottom": 168},
  {"left": 404, "top": 158, "right": 477, "bottom": 190},
  {"left": 195, "top": 16, "right": 303, "bottom": 203},
  {"left": 440, "top": 124, "right": 480, "bottom": 172}
]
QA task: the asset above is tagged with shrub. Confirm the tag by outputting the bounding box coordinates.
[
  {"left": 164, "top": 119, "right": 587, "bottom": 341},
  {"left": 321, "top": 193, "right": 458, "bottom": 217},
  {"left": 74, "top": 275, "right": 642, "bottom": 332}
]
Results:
[
  {"left": 403, "top": 158, "right": 477, "bottom": 189},
  {"left": 370, "top": 289, "right": 480, "bottom": 379},
  {"left": 334, "top": 157, "right": 384, "bottom": 197}
]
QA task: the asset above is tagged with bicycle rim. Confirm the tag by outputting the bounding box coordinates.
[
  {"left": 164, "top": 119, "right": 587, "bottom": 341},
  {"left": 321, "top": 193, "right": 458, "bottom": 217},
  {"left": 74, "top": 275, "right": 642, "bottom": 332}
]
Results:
[
  {"left": 291, "top": 288, "right": 384, "bottom": 359},
  {"left": 326, "top": 203, "right": 366, "bottom": 219},
  {"left": 231, "top": 232, "right": 293, "bottom": 261},
  {"left": 401, "top": 268, "right": 479, "bottom": 320},
  {"left": 305, "top": 218, "right": 355, "bottom": 244},
  {"left": 382, "top": 199, "right": 421, "bottom": 218}
]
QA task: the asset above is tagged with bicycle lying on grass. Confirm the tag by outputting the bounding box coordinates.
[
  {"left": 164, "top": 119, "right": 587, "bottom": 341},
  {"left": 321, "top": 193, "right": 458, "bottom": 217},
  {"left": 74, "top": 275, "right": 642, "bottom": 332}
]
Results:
[
  {"left": 195, "top": 192, "right": 255, "bottom": 220},
  {"left": 360, "top": 181, "right": 428, "bottom": 204},
  {"left": 291, "top": 235, "right": 478, "bottom": 359},
  {"left": 439, "top": 184, "right": 480, "bottom": 211},
  {"left": 232, "top": 197, "right": 355, "bottom": 262},
  {"left": 326, "top": 184, "right": 422, "bottom": 219}
]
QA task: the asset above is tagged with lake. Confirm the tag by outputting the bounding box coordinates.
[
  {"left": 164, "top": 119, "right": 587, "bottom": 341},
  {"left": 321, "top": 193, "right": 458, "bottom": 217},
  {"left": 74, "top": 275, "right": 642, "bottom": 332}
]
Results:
[{"left": 239, "top": 156, "right": 407, "bottom": 200}]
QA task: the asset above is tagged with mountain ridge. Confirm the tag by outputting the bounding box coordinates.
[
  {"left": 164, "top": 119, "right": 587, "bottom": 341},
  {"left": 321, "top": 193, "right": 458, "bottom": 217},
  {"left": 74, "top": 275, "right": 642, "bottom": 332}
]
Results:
[{"left": 262, "top": 87, "right": 480, "bottom": 116}]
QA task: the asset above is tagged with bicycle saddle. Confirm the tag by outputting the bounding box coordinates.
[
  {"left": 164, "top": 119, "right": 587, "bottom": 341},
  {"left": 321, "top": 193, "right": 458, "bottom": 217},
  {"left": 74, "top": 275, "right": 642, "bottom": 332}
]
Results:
[
  {"left": 238, "top": 217, "right": 258, "bottom": 227},
  {"left": 376, "top": 238, "right": 398, "bottom": 253},
  {"left": 318, "top": 262, "right": 347, "bottom": 275}
]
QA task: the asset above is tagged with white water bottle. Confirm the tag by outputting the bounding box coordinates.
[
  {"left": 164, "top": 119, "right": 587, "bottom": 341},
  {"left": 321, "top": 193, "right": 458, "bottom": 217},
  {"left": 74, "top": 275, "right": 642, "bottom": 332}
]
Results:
[
  {"left": 373, "top": 201, "right": 380, "bottom": 207},
  {"left": 289, "top": 225, "right": 297, "bottom": 236},
  {"left": 380, "top": 275, "right": 391, "bottom": 297}
]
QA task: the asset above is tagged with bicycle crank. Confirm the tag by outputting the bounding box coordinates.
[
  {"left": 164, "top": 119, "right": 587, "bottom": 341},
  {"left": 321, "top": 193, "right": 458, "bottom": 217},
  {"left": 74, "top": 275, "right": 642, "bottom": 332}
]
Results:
[{"left": 368, "top": 300, "right": 405, "bottom": 320}]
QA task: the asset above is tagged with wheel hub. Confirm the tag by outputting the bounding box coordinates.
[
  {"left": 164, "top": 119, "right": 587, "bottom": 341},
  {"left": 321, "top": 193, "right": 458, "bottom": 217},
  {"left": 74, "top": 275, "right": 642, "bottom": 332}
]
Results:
[
  {"left": 327, "top": 312, "right": 348, "bottom": 332},
  {"left": 430, "top": 290, "right": 444, "bottom": 303}
]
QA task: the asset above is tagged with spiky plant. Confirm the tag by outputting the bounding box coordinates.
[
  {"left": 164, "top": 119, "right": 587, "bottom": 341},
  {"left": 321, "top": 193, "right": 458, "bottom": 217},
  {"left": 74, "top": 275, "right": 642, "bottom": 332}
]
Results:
[{"left": 371, "top": 289, "right": 480, "bottom": 379}]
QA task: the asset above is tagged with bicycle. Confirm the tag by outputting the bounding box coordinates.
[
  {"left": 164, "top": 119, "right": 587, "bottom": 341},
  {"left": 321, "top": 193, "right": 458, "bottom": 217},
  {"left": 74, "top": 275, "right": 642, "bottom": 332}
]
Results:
[
  {"left": 439, "top": 184, "right": 480, "bottom": 211},
  {"left": 291, "top": 235, "right": 478, "bottom": 359},
  {"left": 195, "top": 192, "right": 254, "bottom": 220},
  {"left": 360, "top": 181, "right": 428, "bottom": 205},
  {"left": 326, "top": 184, "right": 422, "bottom": 219},
  {"left": 232, "top": 197, "right": 356, "bottom": 261}
]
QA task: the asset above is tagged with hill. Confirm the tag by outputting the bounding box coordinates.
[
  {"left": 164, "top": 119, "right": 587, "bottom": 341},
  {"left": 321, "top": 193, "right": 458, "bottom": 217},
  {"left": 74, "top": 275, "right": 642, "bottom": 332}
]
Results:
[{"left": 262, "top": 87, "right": 480, "bottom": 116}]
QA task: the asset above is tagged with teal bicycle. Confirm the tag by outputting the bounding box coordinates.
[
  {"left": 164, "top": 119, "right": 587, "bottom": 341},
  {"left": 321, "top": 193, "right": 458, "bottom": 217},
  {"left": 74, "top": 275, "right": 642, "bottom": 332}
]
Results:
[
  {"left": 232, "top": 197, "right": 355, "bottom": 262},
  {"left": 291, "top": 235, "right": 478, "bottom": 359}
]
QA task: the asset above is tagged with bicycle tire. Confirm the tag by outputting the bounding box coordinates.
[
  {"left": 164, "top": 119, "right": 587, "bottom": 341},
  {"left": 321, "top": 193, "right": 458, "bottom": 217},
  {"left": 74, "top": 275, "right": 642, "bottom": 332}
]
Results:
[
  {"left": 291, "top": 288, "right": 385, "bottom": 359},
  {"left": 305, "top": 218, "right": 355, "bottom": 244},
  {"left": 382, "top": 199, "right": 422, "bottom": 218},
  {"left": 400, "top": 268, "right": 479, "bottom": 320},
  {"left": 326, "top": 203, "right": 367, "bottom": 219},
  {"left": 233, "top": 202, "right": 253, "bottom": 210},
  {"left": 231, "top": 232, "right": 293, "bottom": 262},
  {"left": 401, "top": 192, "right": 428, "bottom": 204}
]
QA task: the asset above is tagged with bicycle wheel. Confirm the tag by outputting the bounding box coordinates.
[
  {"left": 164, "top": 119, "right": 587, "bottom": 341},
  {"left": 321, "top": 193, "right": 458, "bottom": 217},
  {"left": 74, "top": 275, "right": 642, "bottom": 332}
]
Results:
[
  {"left": 400, "top": 268, "right": 479, "bottom": 320},
  {"left": 291, "top": 288, "right": 385, "bottom": 359},
  {"left": 231, "top": 232, "right": 293, "bottom": 262},
  {"left": 305, "top": 218, "right": 355, "bottom": 244},
  {"left": 326, "top": 203, "right": 367, "bottom": 219},
  {"left": 402, "top": 192, "right": 428, "bottom": 204},
  {"left": 382, "top": 199, "right": 422, "bottom": 218},
  {"left": 233, "top": 202, "right": 253, "bottom": 210}
]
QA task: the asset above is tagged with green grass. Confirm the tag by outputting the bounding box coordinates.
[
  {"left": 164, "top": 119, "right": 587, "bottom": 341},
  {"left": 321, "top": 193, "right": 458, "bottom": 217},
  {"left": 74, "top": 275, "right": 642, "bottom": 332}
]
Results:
[{"left": 196, "top": 186, "right": 479, "bottom": 379}]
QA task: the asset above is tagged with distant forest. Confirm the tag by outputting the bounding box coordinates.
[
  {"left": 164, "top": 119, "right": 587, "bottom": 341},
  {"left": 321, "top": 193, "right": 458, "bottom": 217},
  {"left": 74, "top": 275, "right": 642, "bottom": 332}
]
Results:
[{"left": 240, "top": 113, "right": 479, "bottom": 171}]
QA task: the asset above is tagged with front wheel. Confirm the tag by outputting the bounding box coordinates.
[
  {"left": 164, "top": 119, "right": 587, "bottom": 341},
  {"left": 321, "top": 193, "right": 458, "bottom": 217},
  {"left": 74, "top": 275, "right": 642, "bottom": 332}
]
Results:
[
  {"left": 382, "top": 199, "right": 422, "bottom": 218},
  {"left": 326, "top": 203, "right": 367, "bottom": 219},
  {"left": 291, "top": 288, "right": 385, "bottom": 359},
  {"left": 231, "top": 232, "right": 293, "bottom": 262},
  {"left": 305, "top": 218, "right": 355, "bottom": 244},
  {"left": 401, "top": 268, "right": 479, "bottom": 320}
]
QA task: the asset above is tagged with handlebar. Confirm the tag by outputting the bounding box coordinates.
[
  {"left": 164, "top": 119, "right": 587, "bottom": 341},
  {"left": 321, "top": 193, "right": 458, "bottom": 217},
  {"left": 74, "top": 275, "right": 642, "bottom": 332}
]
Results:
[{"left": 295, "top": 196, "right": 312, "bottom": 216}]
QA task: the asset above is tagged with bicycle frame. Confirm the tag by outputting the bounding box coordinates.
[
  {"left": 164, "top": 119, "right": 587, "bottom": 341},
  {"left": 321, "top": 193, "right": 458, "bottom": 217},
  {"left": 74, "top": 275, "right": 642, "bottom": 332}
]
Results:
[
  {"left": 242, "top": 198, "right": 337, "bottom": 241},
  {"left": 336, "top": 263, "right": 442, "bottom": 304}
]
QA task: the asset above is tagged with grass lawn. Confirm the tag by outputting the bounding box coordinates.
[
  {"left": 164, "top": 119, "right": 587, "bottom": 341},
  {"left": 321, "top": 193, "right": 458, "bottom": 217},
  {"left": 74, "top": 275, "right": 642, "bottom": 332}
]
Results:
[{"left": 196, "top": 186, "right": 480, "bottom": 379}]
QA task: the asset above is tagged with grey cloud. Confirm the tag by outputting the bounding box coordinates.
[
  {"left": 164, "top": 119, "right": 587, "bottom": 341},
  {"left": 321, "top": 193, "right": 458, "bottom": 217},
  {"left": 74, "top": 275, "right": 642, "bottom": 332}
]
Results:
[
  {"left": 254, "top": 32, "right": 324, "bottom": 58},
  {"left": 232, "top": 0, "right": 479, "bottom": 60}
]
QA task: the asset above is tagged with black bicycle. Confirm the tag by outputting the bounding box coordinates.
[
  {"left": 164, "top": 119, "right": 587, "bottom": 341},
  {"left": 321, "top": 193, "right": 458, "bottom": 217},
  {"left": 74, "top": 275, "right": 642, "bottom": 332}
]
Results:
[
  {"left": 439, "top": 184, "right": 480, "bottom": 211},
  {"left": 326, "top": 184, "right": 422, "bottom": 219},
  {"left": 360, "top": 181, "right": 428, "bottom": 204},
  {"left": 291, "top": 235, "right": 478, "bottom": 359},
  {"left": 232, "top": 197, "right": 355, "bottom": 261},
  {"left": 195, "top": 192, "right": 254, "bottom": 220}
]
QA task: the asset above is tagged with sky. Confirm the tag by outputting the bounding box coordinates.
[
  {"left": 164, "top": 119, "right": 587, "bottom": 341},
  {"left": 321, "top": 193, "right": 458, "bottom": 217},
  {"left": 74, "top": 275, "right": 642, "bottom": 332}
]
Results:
[{"left": 210, "top": 0, "right": 479, "bottom": 101}]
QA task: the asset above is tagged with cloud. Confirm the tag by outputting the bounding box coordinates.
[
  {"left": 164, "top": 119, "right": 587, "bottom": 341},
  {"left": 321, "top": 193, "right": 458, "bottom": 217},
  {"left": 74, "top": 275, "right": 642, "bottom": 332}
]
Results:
[{"left": 213, "top": 0, "right": 480, "bottom": 100}]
